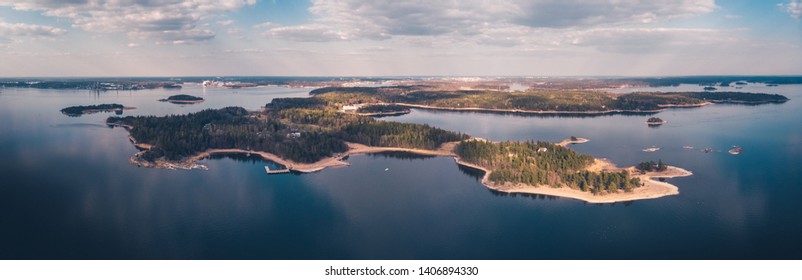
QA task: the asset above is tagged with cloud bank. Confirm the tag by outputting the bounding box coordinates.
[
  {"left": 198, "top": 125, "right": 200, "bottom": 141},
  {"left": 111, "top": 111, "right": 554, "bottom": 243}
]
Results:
[
  {"left": 0, "top": 19, "right": 65, "bottom": 45},
  {"left": 260, "top": 0, "right": 718, "bottom": 47},
  {"left": 0, "top": 0, "right": 256, "bottom": 43}
]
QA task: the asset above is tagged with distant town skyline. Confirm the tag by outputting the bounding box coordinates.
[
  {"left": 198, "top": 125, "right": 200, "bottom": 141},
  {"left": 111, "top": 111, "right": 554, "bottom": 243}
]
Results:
[{"left": 1, "top": 0, "right": 801, "bottom": 77}]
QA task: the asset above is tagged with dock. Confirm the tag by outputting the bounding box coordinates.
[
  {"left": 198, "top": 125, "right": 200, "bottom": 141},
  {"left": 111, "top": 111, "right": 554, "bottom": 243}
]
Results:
[{"left": 265, "top": 165, "right": 291, "bottom": 174}]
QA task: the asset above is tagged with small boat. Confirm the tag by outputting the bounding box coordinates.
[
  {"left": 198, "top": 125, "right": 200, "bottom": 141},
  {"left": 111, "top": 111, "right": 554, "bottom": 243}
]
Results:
[
  {"left": 683, "top": 146, "right": 694, "bottom": 149},
  {"left": 728, "top": 146, "right": 743, "bottom": 155},
  {"left": 384, "top": 168, "right": 389, "bottom": 171},
  {"left": 642, "top": 146, "right": 661, "bottom": 152},
  {"left": 703, "top": 148, "right": 713, "bottom": 153}
]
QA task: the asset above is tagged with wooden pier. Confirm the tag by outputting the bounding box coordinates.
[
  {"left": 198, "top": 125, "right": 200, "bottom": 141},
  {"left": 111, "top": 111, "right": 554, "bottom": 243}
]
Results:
[{"left": 265, "top": 166, "right": 291, "bottom": 174}]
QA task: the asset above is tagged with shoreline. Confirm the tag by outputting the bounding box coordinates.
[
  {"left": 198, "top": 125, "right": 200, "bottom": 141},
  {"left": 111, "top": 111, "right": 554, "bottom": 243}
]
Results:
[
  {"left": 395, "top": 102, "right": 667, "bottom": 115},
  {"left": 132, "top": 141, "right": 460, "bottom": 173},
  {"left": 354, "top": 110, "right": 411, "bottom": 117},
  {"left": 120, "top": 131, "right": 690, "bottom": 203}
]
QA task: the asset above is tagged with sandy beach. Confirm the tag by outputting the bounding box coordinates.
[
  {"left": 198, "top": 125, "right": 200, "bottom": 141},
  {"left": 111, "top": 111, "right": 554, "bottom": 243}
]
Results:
[
  {"left": 128, "top": 136, "right": 153, "bottom": 150},
  {"left": 556, "top": 137, "right": 590, "bottom": 147}
]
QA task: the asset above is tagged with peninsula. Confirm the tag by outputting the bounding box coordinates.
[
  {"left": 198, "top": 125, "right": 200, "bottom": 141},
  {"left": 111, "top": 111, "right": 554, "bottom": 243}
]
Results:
[
  {"left": 310, "top": 86, "right": 788, "bottom": 115},
  {"left": 107, "top": 95, "right": 696, "bottom": 203}
]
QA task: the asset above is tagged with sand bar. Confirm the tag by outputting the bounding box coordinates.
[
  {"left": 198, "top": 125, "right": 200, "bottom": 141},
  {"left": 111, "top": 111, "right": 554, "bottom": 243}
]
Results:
[{"left": 557, "top": 137, "right": 590, "bottom": 147}]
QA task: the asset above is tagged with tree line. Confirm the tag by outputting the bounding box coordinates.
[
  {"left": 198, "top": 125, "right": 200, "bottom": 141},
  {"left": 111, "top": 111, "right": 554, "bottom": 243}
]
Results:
[{"left": 305, "top": 86, "right": 788, "bottom": 113}]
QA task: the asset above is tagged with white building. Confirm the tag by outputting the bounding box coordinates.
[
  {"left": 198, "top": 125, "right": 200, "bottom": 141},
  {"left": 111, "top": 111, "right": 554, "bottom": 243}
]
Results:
[{"left": 342, "top": 104, "right": 360, "bottom": 112}]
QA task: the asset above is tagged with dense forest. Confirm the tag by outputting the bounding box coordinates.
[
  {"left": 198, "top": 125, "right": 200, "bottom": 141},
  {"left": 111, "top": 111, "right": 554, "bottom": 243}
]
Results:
[
  {"left": 61, "top": 104, "right": 124, "bottom": 116},
  {"left": 455, "top": 140, "right": 641, "bottom": 194},
  {"left": 339, "top": 122, "right": 466, "bottom": 150},
  {"left": 265, "top": 97, "right": 329, "bottom": 110},
  {"left": 309, "top": 87, "right": 788, "bottom": 113},
  {"left": 356, "top": 104, "right": 409, "bottom": 114},
  {"left": 108, "top": 107, "right": 347, "bottom": 163},
  {"left": 635, "top": 160, "right": 668, "bottom": 173},
  {"left": 108, "top": 101, "right": 467, "bottom": 163}
]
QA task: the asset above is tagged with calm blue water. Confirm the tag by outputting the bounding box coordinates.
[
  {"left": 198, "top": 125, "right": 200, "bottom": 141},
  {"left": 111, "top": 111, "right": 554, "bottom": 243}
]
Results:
[{"left": 1, "top": 84, "right": 801, "bottom": 259}]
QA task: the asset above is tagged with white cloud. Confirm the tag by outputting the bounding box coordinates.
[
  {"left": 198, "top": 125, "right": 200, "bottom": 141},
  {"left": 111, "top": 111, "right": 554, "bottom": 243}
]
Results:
[
  {"left": 0, "top": 19, "right": 66, "bottom": 38},
  {"left": 781, "top": 0, "right": 802, "bottom": 19},
  {"left": 262, "top": 23, "right": 355, "bottom": 42},
  {"left": 565, "top": 28, "right": 732, "bottom": 53},
  {"left": 511, "top": 0, "right": 716, "bottom": 28},
  {"left": 0, "top": 0, "right": 256, "bottom": 43},
  {"left": 257, "top": 0, "right": 716, "bottom": 43},
  {"left": 0, "top": 19, "right": 65, "bottom": 46}
]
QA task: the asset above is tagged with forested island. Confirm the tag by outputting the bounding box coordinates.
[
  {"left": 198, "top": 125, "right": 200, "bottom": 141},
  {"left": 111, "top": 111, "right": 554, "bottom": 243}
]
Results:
[
  {"left": 646, "top": 117, "right": 665, "bottom": 125},
  {"left": 106, "top": 93, "right": 693, "bottom": 203},
  {"left": 159, "top": 94, "right": 205, "bottom": 104},
  {"left": 310, "top": 86, "right": 788, "bottom": 114},
  {"left": 61, "top": 104, "right": 131, "bottom": 116}
]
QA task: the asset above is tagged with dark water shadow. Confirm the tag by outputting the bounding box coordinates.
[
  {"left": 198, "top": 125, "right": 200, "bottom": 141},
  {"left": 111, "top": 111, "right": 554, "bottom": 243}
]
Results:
[
  {"left": 457, "top": 163, "right": 484, "bottom": 181},
  {"left": 485, "top": 188, "right": 561, "bottom": 201}
]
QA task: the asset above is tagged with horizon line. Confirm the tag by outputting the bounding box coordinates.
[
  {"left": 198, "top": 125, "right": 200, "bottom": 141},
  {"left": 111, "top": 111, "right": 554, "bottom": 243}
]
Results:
[{"left": 3, "top": 74, "right": 802, "bottom": 79}]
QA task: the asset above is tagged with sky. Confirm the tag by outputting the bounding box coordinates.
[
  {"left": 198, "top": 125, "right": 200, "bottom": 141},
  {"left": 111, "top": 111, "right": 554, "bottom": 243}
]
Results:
[{"left": 0, "top": 0, "right": 801, "bottom": 77}]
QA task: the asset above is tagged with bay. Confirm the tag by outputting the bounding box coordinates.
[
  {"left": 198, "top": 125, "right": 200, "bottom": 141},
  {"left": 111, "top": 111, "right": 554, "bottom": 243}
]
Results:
[{"left": 1, "top": 83, "right": 800, "bottom": 259}]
